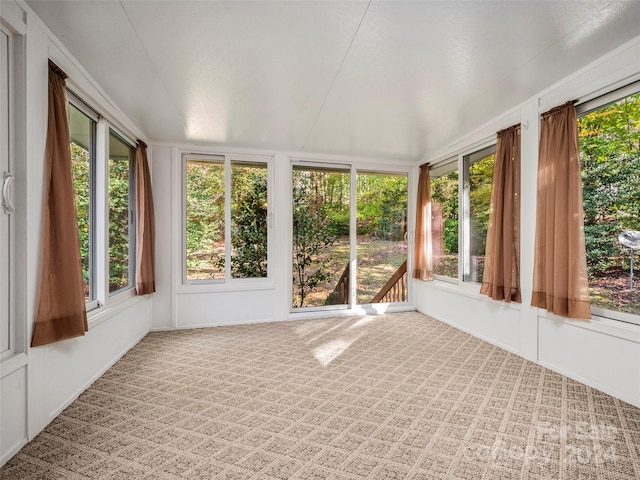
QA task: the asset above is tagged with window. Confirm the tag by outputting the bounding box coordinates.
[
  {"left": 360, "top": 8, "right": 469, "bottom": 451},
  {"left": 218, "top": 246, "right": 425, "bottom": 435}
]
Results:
[
  {"left": 429, "top": 145, "right": 495, "bottom": 284},
  {"left": 69, "top": 94, "right": 138, "bottom": 308},
  {"left": 230, "top": 161, "right": 268, "bottom": 279},
  {"left": 577, "top": 84, "right": 640, "bottom": 323},
  {"left": 69, "top": 101, "right": 96, "bottom": 303},
  {"left": 184, "top": 154, "right": 270, "bottom": 283},
  {"left": 463, "top": 146, "right": 495, "bottom": 284},
  {"left": 430, "top": 160, "right": 459, "bottom": 279},
  {"left": 108, "top": 131, "right": 136, "bottom": 294}
]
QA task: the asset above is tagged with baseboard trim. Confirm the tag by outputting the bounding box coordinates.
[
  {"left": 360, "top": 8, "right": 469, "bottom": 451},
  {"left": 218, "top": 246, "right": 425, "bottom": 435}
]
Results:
[
  {"left": 44, "top": 327, "right": 150, "bottom": 426},
  {"left": 0, "top": 436, "right": 28, "bottom": 467}
]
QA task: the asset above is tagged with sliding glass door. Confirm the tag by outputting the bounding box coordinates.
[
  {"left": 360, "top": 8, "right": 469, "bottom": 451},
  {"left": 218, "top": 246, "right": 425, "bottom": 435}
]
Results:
[
  {"left": 292, "top": 165, "right": 350, "bottom": 308},
  {"left": 356, "top": 171, "right": 408, "bottom": 305},
  {"left": 292, "top": 164, "right": 408, "bottom": 310}
]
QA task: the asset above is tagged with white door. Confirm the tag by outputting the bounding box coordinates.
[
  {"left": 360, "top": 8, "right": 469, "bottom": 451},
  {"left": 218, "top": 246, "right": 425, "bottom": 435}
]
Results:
[{"left": 1, "top": 28, "right": 12, "bottom": 357}]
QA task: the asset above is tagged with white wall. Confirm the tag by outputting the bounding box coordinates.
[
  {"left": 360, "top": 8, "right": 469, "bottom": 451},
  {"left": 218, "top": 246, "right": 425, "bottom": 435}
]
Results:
[
  {"left": 150, "top": 144, "right": 416, "bottom": 331},
  {"left": 151, "top": 145, "right": 280, "bottom": 330},
  {"left": 415, "top": 35, "right": 640, "bottom": 409},
  {"left": 0, "top": 2, "right": 152, "bottom": 466}
]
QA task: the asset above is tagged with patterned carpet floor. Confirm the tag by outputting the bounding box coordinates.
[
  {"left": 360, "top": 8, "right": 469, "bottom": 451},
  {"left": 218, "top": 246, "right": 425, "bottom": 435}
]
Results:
[{"left": 1, "top": 311, "right": 639, "bottom": 479}]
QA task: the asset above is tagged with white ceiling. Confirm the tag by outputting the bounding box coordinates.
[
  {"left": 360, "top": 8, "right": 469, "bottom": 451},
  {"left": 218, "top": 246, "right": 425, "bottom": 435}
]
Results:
[{"left": 27, "top": 1, "right": 640, "bottom": 161}]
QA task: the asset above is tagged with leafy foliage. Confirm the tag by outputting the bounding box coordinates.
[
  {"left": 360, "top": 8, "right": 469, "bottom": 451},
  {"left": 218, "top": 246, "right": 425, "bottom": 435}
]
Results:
[
  {"left": 356, "top": 174, "right": 407, "bottom": 240},
  {"left": 579, "top": 93, "right": 640, "bottom": 276},
  {"left": 431, "top": 169, "right": 459, "bottom": 278},
  {"left": 108, "top": 155, "right": 131, "bottom": 292},
  {"left": 71, "top": 142, "right": 91, "bottom": 299},
  {"left": 227, "top": 165, "right": 268, "bottom": 278},
  {"left": 292, "top": 170, "right": 337, "bottom": 308},
  {"left": 185, "top": 161, "right": 225, "bottom": 279},
  {"left": 579, "top": 91, "right": 640, "bottom": 315},
  {"left": 290, "top": 169, "right": 408, "bottom": 308},
  {"left": 72, "top": 139, "right": 135, "bottom": 295},
  {"left": 431, "top": 170, "right": 459, "bottom": 254},
  {"left": 186, "top": 161, "right": 269, "bottom": 280},
  {"left": 468, "top": 153, "right": 494, "bottom": 282},
  {"left": 469, "top": 154, "right": 494, "bottom": 256}
]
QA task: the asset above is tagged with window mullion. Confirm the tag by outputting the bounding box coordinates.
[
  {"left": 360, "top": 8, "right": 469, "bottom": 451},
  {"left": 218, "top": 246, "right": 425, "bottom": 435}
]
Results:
[
  {"left": 88, "top": 118, "right": 97, "bottom": 304},
  {"left": 95, "top": 118, "right": 108, "bottom": 306},
  {"left": 457, "top": 154, "right": 465, "bottom": 283},
  {"left": 129, "top": 146, "right": 136, "bottom": 291},
  {"left": 225, "top": 156, "right": 231, "bottom": 281},
  {"left": 462, "top": 154, "right": 471, "bottom": 283},
  {"left": 349, "top": 165, "right": 357, "bottom": 307}
]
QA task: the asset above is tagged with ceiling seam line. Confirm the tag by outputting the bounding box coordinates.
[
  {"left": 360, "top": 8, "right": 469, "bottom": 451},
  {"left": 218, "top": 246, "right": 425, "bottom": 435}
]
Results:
[
  {"left": 118, "top": 0, "right": 191, "bottom": 140},
  {"left": 459, "top": 0, "right": 621, "bottom": 128},
  {"left": 301, "top": 0, "right": 372, "bottom": 151}
]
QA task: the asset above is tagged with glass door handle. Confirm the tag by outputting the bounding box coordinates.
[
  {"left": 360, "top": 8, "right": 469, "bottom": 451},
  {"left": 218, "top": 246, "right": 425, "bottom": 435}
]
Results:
[{"left": 2, "top": 172, "right": 14, "bottom": 214}]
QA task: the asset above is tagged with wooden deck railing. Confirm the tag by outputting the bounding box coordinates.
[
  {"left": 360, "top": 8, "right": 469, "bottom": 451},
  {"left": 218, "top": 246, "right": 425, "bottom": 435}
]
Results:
[
  {"left": 324, "top": 263, "right": 350, "bottom": 305},
  {"left": 370, "top": 260, "right": 407, "bottom": 303}
]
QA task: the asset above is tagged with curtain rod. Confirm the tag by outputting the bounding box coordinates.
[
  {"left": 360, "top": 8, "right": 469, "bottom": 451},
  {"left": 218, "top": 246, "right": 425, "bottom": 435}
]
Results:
[
  {"left": 48, "top": 59, "right": 68, "bottom": 80},
  {"left": 496, "top": 123, "right": 521, "bottom": 136},
  {"left": 541, "top": 99, "right": 578, "bottom": 118}
]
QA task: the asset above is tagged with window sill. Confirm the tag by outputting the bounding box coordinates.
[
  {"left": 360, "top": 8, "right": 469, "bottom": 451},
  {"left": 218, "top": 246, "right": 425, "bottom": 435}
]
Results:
[
  {"left": 539, "top": 310, "right": 640, "bottom": 344},
  {"left": 176, "top": 280, "right": 275, "bottom": 295},
  {"left": 87, "top": 291, "right": 144, "bottom": 330},
  {"left": 421, "top": 277, "right": 522, "bottom": 311},
  {"left": 591, "top": 306, "right": 640, "bottom": 327}
]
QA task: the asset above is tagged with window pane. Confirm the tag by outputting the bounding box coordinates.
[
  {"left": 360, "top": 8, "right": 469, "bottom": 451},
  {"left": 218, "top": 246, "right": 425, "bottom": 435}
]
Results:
[
  {"left": 431, "top": 166, "right": 458, "bottom": 278},
  {"left": 108, "top": 132, "right": 134, "bottom": 293},
  {"left": 465, "top": 150, "right": 494, "bottom": 283},
  {"left": 578, "top": 91, "right": 640, "bottom": 316},
  {"left": 231, "top": 161, "right": 268, "bottom": 279},
  {"left": 185, "top": 159, "right": 225, "bottom": 280},
  {"left": 292, "top": 166, "right": 350, "bottom": 308},
  {"left": 356, "top": 172, "right": 407, "bottom": 304},
  {"left": 69, "top": 103, "right": 94, "bottom": 301}
]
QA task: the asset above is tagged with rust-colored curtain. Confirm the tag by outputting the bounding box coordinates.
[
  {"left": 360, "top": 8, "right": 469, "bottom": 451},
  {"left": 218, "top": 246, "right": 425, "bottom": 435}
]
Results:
[
  {"left": 32, "top": 61, "right": 88, "bottom": 347},
  {"left": 480, "top": 125, "right": 522, "bottom": 303},
  {"left": 135, "top": 141, "right": 156, "bottom": 295},
  {"left": 532, "top": 101, "right": 591, "bottom": 319},
  {"left": 413, "top": 163, "right": 433, "bottom": 281}
]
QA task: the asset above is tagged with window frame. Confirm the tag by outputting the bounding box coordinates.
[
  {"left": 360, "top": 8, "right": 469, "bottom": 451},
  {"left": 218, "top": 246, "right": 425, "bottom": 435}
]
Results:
[
  {"left": 67, "top": 91, "right": 139, "bottom": 312},
  {"left": 107, "top": 128, "right": 137, "bottom": 296},
  {"left": 68, "top": 93, "right": 99, "bottom": 310},
  {"left": 462, "top": 144, "right": 496, "bottom": 284},
  {"left": 290, "top": 161, "right": 353, "bottom": 312},
  {"left": 429, "top": 157, "right": 460, "bottom": 284},
  {"left": 428, "top": 141, "right": 496, "bottom": 288},
  {"left": 576, "top": 81, "right": 640, "bottom": 326},
  {"left": 182, "top": 152, "right": 272, "bottom": 286}
]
